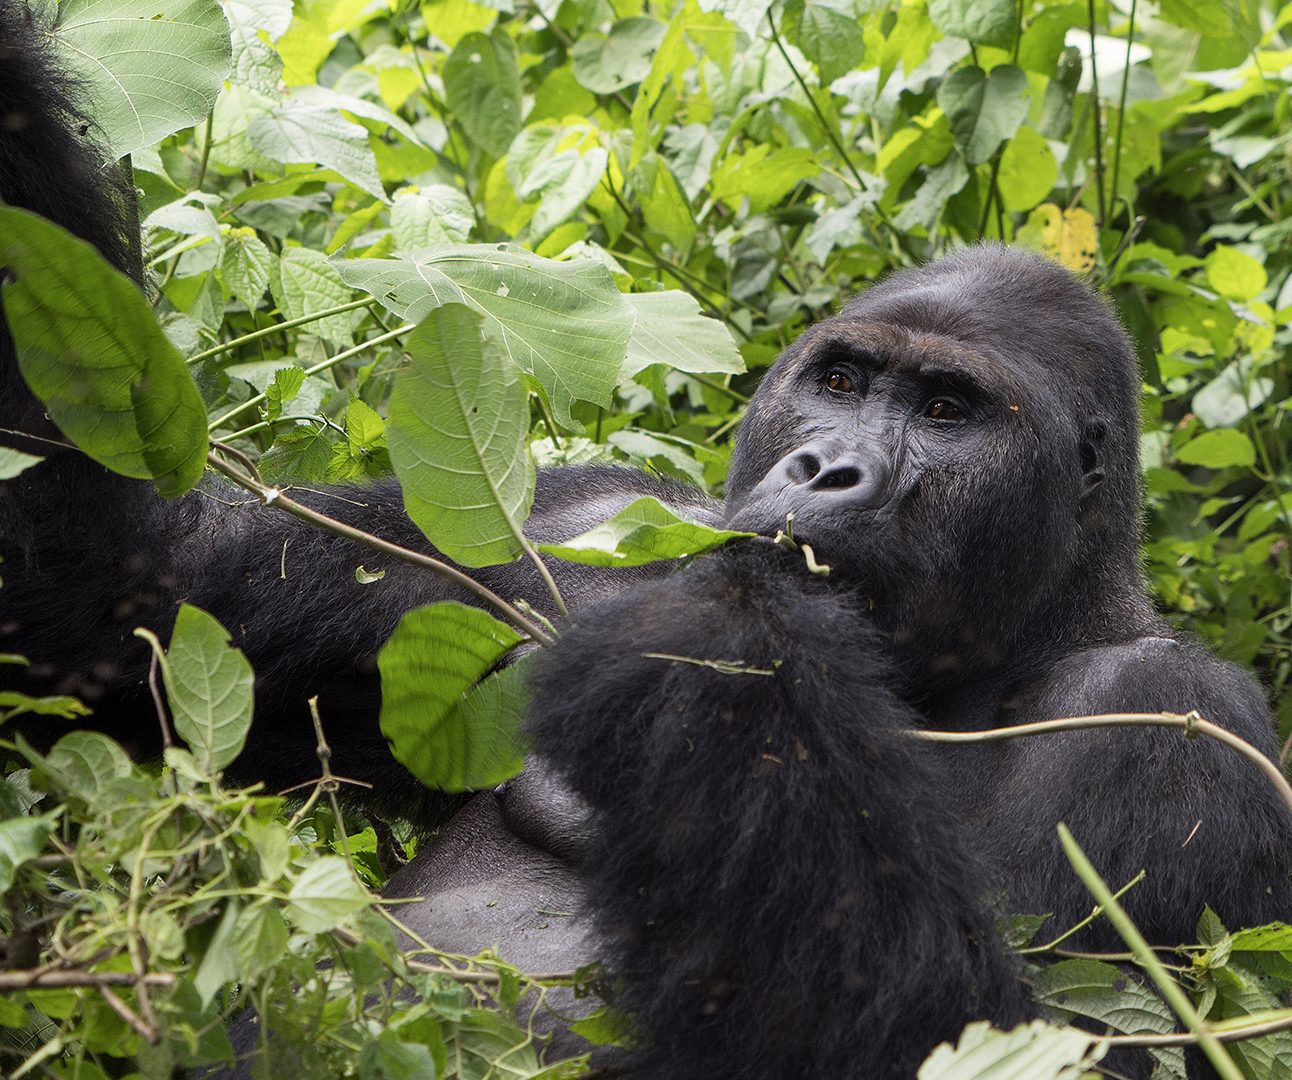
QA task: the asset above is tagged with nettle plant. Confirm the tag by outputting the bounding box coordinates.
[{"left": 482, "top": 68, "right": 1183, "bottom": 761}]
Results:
[{"left": 0, "top": 0, "right": 1289, "bottom": 1075}]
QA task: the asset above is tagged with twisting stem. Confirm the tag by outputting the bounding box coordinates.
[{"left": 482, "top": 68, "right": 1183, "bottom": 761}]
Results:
[
  {"left": 204, "top": 450, "right": 556, "bottom": 646},
  {"left": 767, "top": 10, "right": 865, "bottom": 191},
  {"left": 1108, "top": 0, "right": 1138, "bottom": 218},
  {"left": 1086, "top": 0, "right": 1107, "bottom": 226},
  {"left": 1106, "top": 1009, "right": 1292, "bottom": 1048},
  {"left": 914, "top": 711, "right": 1292, "bottom": 814},
  {"left": 1016, "top": 869, "right": 1146, "bottom": 954}
]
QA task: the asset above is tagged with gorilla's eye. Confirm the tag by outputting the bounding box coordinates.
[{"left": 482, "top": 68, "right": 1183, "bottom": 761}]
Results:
[
  {"left": 924, "top": 398, "right": 966, "bottom": 422},
  {"left": 824, "top": 370, "right": 855, "bottom": 394}
]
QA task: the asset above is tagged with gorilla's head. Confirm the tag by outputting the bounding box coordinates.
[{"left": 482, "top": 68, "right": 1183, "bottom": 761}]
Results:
[{"left": 724, "top": 246, "right": 1145, "bottom": 676}]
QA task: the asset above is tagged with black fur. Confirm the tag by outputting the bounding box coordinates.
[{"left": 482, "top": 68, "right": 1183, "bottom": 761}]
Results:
[
  {"left": 529, "top": 543, "right": 1035, "bottom": 1078},
  {"left": 3, "top": 6, "right": 1291, "bottom": 1076},
  {"left": 526, "top": 249, "right": 1292, "bottom": 1074}
]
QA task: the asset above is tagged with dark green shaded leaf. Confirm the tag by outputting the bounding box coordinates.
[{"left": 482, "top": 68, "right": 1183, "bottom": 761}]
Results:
[
  {"left": 0, "top": 208, "right": 209, "bottom": 497},
  {"left": 387, "top": 304, "right": 534, "bottom": 567},
  {"left": 378, "top": 603, "right": 526, "bottom": 792}
]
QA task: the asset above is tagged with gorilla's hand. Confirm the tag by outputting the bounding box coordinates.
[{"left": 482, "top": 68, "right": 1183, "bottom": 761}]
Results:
[{"left": 526, "top": 542, "right": 1031, "bottom": 1080}]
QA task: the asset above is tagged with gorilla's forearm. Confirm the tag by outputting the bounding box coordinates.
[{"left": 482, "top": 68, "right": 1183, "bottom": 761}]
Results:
[{"left": 528, "top": 544, "right": 1033, "bottom": 1078}]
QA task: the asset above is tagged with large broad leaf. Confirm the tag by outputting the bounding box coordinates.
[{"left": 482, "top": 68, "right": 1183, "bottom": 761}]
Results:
[
  {"left": 538, "top": 497, "right": 751, "bottom": 567},
  {"left": 137, "top": 605, "right": 254, "bottom": 773},
  {"left": 927, "top": 0, "right": 1016, "bottom": 47},
  {"left": 918, "top": 1020, "right": 1103, "bottom": 1079},
  {"left": 622, "top": 292, "right": 744, "bottom": 379},
  {"left": 46, "top": 0, "right": 232, "bottom": 158},
  {"left": 1033, "top": 958, "right": 1185, "bottom": 1078},
  {"left": 378, "top": 603, "right": 528, "bottom": 792},
  {"left": 936, "top": 64, "right": 1030, "bottom": 166},
  {"left": 387, "top": 304, "right": 535, "bottom": 567},
  {"left": 337, "top": 245, "right": 631, "bottom": 428},
  {"left": 0, "top": 208, "right": 209, "bottom": 497},
  {"left": 442, "top": 30, "right": 522, "bottom": 157},
  {"left": 248, "top": 102, "right": 385, "bottom": 200}
]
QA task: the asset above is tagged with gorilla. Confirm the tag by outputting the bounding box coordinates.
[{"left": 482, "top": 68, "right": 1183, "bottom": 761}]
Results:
[{"left": 1, "top": 7, "right": 1290, "bottom": 1077}]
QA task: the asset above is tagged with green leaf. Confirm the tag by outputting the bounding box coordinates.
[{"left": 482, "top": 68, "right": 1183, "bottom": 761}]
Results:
[
  {"left": 918, "top": 1019, "right": 1102, "bottom": 1079},
  {"left": 260, "top": 427, "right": 333, "bottom": 483},
  {"left": 1032, "top": 958, "right": 1185, "bottom": 1077},
  {"left": 149, "top": 605, "right": 255, "bottom": 773},
  {"left": 359, "top": 1033, "right": 440, "bottom": 1080},
  {"left": 338, "top": 246, "right": 631, "bottom": 428},
  {"left": 0, "top": 691, "right": 91, "bottom": 720},
  {"left": 391, "top": 185, "right": 475, "bottom": 249},
  {"left": 998, "top": 127, "right": 1058, "bottom": 211},
  {"left": 1231, "top": 923, "right": 1292, "bottom": 952},
  {"left": 378, "top": 603, "right": 526, "bottom": 792},
  {"left": 40, "top": 732, "right": 135, "bottom": 804},
  {"left": 249, "top": 103, "right": 386, "bottom": 200},
  {"left": 1192, "top": 360, "right": 1274, "bottom": 428},
  {"left": 1205, "top": 246, "right": 1267, "bottom": 302},
  {"left": 937, "top": 65, "right": 1030, "bottom": 166},
  {"left": 264, "top": 367, "right": 306, "bottom": 422},
  {"left": 710, "top": 145, "right": 820, "bottom": 213},
  {"left": 231, "top": 904, "right": 290, "bottom": 981},
  {"left": 48, "top": 0, "right": 232, "bottom": 158},
  {"left": 785, "top": 0, "right": 865, "bottom": 83},
  {"left": 271, "top": 247, "right": 354, "bottom": 348},
  {"left": 623, "top": 292, "right": 744, "bottom": 379},
  {"left": 222, "top": 0, "right": 291, "bottom": 95},
  {"left": 286, "top": 856, "right": 372, "bottom": 933},
  {"left": 387, "top": 304, "right": 534, "bottom": 567},
  {"left": 0, "top": 813, "right": 56, "bottom": 894},
  {"left": 927, "top": 0, "right": 1017, "bottom": 47},
  {"left": 538, "top": 497, "right": 751, "bottom": 567},
  {"left": 0, "top": 446, "right": 44, "bottom": 479},
  {"left": 443, "top": 31, "right": 522, "bottom": 157},
  {"left": 1176, "top": 429, "right": 1256, "bottom": 469},
  {"left": 193, "top": 900, "right": 240, "bottom": 1007},
  {"left": 0, "top": 207, "right": 209, "bottom": 497},
  {"left": 221, "top": 227, "right": 274, "bottom": 312},
  {"left": 572, "top": 17, "right": 667, "bottom": 94}
]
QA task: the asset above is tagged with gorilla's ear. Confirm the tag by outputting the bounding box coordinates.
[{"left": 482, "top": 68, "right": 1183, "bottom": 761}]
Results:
[{"left": 1079, "top": 418, "right": 1108, "bottom": 499}]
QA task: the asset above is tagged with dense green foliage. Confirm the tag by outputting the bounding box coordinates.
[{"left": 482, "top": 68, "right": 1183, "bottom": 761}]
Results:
[{"left": 1, "top": 0, "right": 1290, "bottom": 1075}]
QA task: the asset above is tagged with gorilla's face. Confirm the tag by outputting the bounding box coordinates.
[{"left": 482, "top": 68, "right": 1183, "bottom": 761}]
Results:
[{"left": 720, "top": 250, "right": 1133, "bottom": 672}]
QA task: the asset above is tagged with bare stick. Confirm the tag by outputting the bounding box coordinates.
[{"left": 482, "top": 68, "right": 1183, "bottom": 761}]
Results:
[
  {"left": 205, "top": 451, "right": 556, "bottom": 646},
  {"left": 96, "top": 984, "right": 160, "bottom": 1044},
  {"left": 912, "top": 711, "right": 1292, "bottom": 815},
  {"left": 0, "top": 970, "right": 175, "bottom": 990}
]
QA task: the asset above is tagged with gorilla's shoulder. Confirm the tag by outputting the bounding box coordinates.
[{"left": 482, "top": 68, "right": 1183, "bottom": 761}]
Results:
[{"left": 1039, "top": 634, "right": 1274, "bottom": 744}]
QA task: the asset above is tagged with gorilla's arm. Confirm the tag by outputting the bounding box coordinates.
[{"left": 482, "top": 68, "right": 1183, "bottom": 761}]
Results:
[
  {"left": 528, "top": 544, "right": 1033, "bottom": 1079},
  {"left": 984, "top": 638, "right": 1292, "bottom": 943}
]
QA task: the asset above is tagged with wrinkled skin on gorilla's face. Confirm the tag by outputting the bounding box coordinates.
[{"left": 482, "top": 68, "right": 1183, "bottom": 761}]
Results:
[{"left": 722, "top": 248, "right": 1143, "bottom": 676}]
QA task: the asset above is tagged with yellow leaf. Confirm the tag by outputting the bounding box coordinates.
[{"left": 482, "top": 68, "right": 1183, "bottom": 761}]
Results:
[{"left": 1017, "top": 203, "right": 1098, "bottom": 273}]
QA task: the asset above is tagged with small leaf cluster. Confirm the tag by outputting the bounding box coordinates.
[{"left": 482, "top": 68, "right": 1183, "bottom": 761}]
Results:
[{"left": 0, "top": 616, "right": 591, "bottom": 1078}]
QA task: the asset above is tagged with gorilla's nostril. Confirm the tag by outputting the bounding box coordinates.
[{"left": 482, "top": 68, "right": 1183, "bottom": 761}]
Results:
[
  {"left": 788, "top": 453, "right": 821, "bottom": 484},
  {"left": 814, "top": 465, "right": 861, "bottom": 490}
]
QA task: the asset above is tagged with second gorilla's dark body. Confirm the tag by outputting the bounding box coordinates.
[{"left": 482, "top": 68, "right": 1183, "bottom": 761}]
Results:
[{"left": 1, "top": 15, "right": 1289, "bottom": 1075}]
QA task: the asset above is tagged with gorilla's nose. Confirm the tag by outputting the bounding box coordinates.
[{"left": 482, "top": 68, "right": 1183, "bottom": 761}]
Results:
[{"left": 773, "top": 442, "right": 889, "bottom": 507}]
